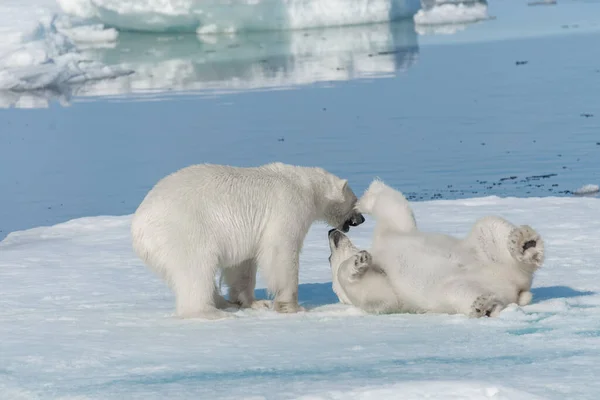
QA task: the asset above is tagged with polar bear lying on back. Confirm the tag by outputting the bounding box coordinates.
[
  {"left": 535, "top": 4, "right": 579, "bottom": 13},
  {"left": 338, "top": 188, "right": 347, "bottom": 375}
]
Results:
[{"left": 327, "top": 180, "right": 545, "bottom": 318}]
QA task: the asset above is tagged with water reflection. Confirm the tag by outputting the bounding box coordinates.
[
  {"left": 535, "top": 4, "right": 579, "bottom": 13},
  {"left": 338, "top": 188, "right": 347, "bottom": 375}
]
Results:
[
  {"left": 0, "top": 20, "right": 419, "bottom": 108},
  {"left": 86, "top": 20, "right": 420, "bottom": 97}
]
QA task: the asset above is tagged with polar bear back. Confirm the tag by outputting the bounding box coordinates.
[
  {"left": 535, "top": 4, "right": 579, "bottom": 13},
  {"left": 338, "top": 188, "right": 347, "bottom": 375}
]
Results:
[{"left": 131, "top": 164, "right": 318, "bottom": 270}]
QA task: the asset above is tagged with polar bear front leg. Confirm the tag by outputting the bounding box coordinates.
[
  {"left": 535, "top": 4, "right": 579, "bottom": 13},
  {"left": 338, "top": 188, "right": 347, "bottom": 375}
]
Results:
[
  {"left": 508, "top": 225, "right": 545, "bottom": 268},
  {"left": 258, "top": 245, "right": 305, "bottom": 314},
  {"left": 348, "top": 250, "right": 384, "bottom": 282}
]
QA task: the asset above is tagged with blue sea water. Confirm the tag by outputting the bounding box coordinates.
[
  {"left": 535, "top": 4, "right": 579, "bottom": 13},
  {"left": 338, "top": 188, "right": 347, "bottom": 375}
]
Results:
[{"left": 0, "top": 0, "right": 599, "bottom": 239}]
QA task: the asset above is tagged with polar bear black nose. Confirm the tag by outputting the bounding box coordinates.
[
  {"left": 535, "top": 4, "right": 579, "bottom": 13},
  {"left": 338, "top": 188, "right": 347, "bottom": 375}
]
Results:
[
  {"left": 328, "top": 229, "right": 343, "bottom": 247},
  {"left": 350, "top": 213, "right": 365, "bottom": 226},
  {"left": 342, "top": 213, "right": 365, "bottom": 232}
]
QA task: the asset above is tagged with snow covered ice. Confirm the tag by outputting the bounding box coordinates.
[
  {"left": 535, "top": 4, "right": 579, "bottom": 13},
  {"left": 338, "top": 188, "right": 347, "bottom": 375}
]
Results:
[
  {"left": 2, "top": 196, "right": 600, "bottom": 399},
  {"left": 574, "top": 184, "right": 600, "bottom": 196}
]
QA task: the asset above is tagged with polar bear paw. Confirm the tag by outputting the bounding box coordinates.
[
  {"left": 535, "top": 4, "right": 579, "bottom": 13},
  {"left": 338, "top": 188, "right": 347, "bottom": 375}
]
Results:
[
  {"left": 231, "top": 298, "right": 273, "bottom": 310},
  {"left": 508, "top": 225, "right": 544, "bottom": 267},
  {"left": 215, "top": 293, "right": 241, "bottom": 310},
  {"left": 349, "top": 250, "right": 374, "bottom": 282},
  {"left": 274, "top": 301, "right": 306, "bottom": 314},
  {"left": 250, "top": 300, "right": 273, "bottom": 310},
  {"left": 470, "top": 294, "right": 504, "bottom": 318},
  {"left": 517, "top": 290, "right": 533, "bottom": 306}
]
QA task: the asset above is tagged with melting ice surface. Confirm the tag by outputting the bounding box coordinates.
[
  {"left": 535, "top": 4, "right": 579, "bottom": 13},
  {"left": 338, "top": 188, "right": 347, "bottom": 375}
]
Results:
[{"left": 2, "top": 196, "right": 600, "bottom": 398}]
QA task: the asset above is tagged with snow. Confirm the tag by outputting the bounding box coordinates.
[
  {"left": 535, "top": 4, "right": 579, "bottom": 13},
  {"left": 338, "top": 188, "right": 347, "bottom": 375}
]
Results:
[
  {"left": 57, "top": 0, "right": 422, "bottom": 33},
  {"left": 2, "top": 196, "right": 600, "bottom": 399},
  {"left": 574, "top": 184, "right": 600, "bottom": 196},
  {"left": 296, "top": 382, "right": 546, "bottom": 399},
  {"left": 414, "top": 2, "right": 489, "bottom": 27}
]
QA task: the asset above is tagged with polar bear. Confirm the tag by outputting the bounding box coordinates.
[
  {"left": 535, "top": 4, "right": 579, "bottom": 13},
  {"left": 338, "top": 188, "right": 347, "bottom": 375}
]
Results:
[
  {"left": 131, "top": 162, "right": 365, "bottom": 320},
  {"left": 327, "top": 180, "right": 545, "bottom": 318}
]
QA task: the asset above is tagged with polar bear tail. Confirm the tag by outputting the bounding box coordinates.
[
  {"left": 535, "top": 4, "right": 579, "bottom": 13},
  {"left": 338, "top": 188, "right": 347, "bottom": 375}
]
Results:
[{"left": 356, "top": 179, "right": 417, "bottom": 233}]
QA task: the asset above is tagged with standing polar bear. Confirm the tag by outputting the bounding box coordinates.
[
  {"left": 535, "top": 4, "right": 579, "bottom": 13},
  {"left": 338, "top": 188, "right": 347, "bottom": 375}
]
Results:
[
  {"left": 328, "top": 180, "right": 545, "bottom": 318},
  {"left": 131, "top": 162, "right": 365, "bottom": 320}
]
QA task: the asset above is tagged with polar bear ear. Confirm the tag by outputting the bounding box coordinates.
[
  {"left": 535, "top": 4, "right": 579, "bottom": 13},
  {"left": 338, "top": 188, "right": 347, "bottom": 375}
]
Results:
[
  {"left": 336, "top": 179, "right": 349, "bottom": 201},
  {"left": 338, "top": 179, "right": 349, "bottom": 192},
  {"left": 326, "top": 178, "right": 348, "bottom": 202}
]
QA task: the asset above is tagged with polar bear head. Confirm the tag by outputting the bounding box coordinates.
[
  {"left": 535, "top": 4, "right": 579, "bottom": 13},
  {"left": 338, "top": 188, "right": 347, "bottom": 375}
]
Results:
[
  {"left": 323, "top": 177, "right": 365, "bottom": 233},
  {"left": 327, "top": 228, "right": 360, "bottom": 273},
  {"left": 327, "top": 228, "right": 362, "bottom": 304}
]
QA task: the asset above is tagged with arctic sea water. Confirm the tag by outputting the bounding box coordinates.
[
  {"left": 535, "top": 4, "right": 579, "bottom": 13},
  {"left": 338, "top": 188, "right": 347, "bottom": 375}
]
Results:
[{"left": 0, "top": 2, "right": 599, "bottom": 236}]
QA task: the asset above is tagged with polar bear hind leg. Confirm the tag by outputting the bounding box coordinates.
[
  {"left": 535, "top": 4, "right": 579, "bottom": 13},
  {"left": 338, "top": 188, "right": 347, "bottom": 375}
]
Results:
[
  {"left": 442, "top": 279, "right": 505, "bottom": 318},
  {"left": 221, "top": 260, "right": 272, "bottom": 310},
  {"left": 170, "top": 256, "right": 235, "bottom": 320},
  {"left": 471, "top": 294, "right": 505, "bottom": 318},
  {"left": 517, "top": 290, "right": 533, "bottom": 306},
  {"left": 508, "top": 225, "right": 545, "bottom": 268},
  {"left": 356, "top": 179, "right": 417, "bottom": 234}
]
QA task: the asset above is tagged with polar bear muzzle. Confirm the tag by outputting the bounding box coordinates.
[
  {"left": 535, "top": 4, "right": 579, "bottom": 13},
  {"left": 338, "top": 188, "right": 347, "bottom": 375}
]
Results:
[
  {"left": 328, "top": 228, "right": 344, "bottom": 247},
  {"left": 340, "top": 212, "right": 365, "bottom": 232}
]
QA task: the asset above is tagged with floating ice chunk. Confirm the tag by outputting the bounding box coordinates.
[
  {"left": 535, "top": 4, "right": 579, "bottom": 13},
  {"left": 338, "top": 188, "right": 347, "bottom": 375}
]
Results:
[
  {"left": 0, "top": 15, "right": 131, "bottom": 104},
  {"left": 0, "top": 0, "right": 59, "bottom": 53},
  {"left": 0, "top": 1, "right": 127, "bottom": 107},
  {"left": 58, "top": 22, "right": 119, "bottom": 44},
  {"left": 0, "top": 59, "right": 133, "bottom": 92},
  {"left": 0, "top": 21, "right": 418, "bottom": 107},
  {"left": 56, "top": 0, "right": 97, "bottom": 19},
  {"left": 414, "top": 2, "right": 489, "bottom": 26},
  {"left": 574, "top": 184, "right": 600, "bottom": 196},
  {"left": 57, "top": 0, "right": 422, "bottom": 33}
]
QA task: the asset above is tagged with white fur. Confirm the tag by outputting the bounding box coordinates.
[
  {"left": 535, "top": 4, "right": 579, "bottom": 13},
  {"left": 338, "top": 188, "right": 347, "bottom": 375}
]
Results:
[
  {"left": 131, "top": 162, "right": 362, "bottom": 319},
  {"left": 329, "top": 180, "right": 545, "bottom": 318}
]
